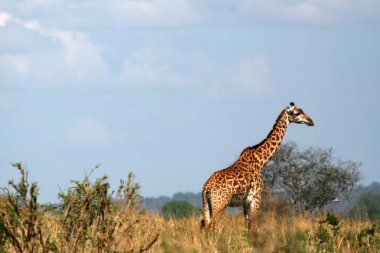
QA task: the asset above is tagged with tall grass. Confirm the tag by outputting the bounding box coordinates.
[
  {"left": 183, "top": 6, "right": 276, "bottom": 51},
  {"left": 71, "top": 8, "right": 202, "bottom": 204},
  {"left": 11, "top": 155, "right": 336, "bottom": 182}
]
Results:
[
  {"left": 149, "top": 212, "right": 379, "bottom": 253},
  {"left": 3, "top": 209, "right": 377, "bottom": 253}
]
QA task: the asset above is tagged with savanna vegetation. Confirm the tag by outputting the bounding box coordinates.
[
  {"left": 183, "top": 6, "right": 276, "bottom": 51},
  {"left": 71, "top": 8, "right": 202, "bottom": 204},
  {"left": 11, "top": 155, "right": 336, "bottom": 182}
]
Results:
[{"left": 1, "top": 142, "right": 380, "bottom": 252}]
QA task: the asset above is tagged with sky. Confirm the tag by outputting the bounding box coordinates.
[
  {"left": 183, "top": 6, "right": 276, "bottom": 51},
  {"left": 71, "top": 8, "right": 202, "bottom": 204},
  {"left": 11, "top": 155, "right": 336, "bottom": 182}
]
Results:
[{"left": 1, "top": 0, "right": 379, "bottom": 203}]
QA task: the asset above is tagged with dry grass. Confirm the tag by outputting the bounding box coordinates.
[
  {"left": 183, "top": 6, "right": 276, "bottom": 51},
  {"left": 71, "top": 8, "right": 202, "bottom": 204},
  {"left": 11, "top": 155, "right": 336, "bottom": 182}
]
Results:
[
  {"left": 148, "top": 211, "right": 379, "bottom": 253},
  {"left": 1, "top": 206, "right": 380, "bottom": 252},
  {"left": 1, "top": 165, "right": 378, "bottom": 252},
  {"left": 154, "top": 215, "right": 252, "bottom": 253}
]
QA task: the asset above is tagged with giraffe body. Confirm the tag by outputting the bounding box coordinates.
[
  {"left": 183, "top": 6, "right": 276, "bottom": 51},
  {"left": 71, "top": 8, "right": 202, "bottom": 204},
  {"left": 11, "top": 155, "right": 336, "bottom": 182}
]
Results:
[{"left": 201, "top": 103, "right": 314, "bottom": 231}]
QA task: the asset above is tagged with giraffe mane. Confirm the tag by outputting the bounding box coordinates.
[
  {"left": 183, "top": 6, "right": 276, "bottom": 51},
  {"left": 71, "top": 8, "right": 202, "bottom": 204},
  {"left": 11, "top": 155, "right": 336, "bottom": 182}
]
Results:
[{"left": 239, "top": 108, "right": 287, "bottom": 156}]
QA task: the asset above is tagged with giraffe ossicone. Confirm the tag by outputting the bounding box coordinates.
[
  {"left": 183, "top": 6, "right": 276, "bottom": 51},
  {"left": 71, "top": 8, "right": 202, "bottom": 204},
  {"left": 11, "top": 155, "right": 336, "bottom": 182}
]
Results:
[{"left": 200, "top": 102, "right": 314, "bottom": 231}]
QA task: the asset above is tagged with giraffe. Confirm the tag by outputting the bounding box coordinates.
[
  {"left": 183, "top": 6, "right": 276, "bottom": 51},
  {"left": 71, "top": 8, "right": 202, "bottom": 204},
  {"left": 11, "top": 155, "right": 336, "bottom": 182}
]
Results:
[{"left": 200, "top": 102, "right": 314, "bottom": 231}]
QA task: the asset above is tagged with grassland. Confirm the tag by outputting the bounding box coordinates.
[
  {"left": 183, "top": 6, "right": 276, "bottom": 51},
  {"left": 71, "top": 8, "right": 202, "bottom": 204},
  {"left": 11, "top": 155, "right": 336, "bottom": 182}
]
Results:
[
  {"left": 4, "top": 209, "right": 379, "bottom": 253},
  {"left": 1, "top": 164, "right": 379, "bottom": 252},
  {"left": 149, "top": 211, "right": 380, "bottom": 253}
]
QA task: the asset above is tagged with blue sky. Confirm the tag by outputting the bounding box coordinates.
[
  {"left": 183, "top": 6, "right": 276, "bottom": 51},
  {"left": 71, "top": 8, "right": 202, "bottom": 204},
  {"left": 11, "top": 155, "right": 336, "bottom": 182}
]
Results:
[{"left": 1, "top": 0, "right": 379, "bottom": 203}]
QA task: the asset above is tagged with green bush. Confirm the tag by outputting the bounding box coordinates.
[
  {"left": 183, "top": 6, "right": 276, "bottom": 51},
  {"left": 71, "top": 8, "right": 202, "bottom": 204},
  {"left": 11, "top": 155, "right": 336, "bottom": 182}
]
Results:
[
  {"left": 161, "top": 200, "right": 200, "bottom": 219},
  {"left": 316, "top": 213, "right": 341, "bottom": 252}
]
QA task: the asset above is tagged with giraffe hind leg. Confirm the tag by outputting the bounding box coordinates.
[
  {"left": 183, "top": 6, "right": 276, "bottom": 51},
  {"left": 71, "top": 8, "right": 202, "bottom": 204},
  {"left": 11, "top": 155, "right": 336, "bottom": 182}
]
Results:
[{"left": 208, "top": 207, "right": 225, "bottom": 231}]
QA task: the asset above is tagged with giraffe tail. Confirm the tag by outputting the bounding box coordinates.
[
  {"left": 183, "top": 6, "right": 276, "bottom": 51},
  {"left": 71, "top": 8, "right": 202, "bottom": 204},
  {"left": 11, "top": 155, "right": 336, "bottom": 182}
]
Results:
[{"left": 201, "top": 189, "right": 212, "bottom": 229}]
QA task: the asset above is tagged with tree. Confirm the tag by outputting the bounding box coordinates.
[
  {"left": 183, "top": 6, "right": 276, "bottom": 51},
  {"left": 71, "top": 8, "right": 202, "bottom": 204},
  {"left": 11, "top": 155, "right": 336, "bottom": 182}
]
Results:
[
  {"left": 262, "top": 141, "right": 361, "bottom": 214},
  {"left": 161, "top": 200, "right": 200, "bottom": 219}
]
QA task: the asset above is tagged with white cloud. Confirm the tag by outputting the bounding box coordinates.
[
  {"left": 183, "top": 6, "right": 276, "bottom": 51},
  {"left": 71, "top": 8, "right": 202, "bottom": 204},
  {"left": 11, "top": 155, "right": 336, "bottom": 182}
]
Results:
[
  {"left": 291, "top": 2, "right": 324, "bottom": 22},
  {"left": 65, "top": 118, "right": 118, "bottom": 149},
  {"left": 114, "top": 49, "right": 195, "bottom": 88},
  {"left": 5, "top": 0, "right": 202, "bottom": 28},
  {"left": 0, "top": 12, "right": 11, "bottom": 26},
  {"left": 20, "top": 19, "right": 108, "bottom": 81},
  {"left": 229, "top": 55, "right": 274, "bottom": 99},
  {"left": 0, "top": 54, "right": 30, "bottom": 74},
  {"left": 24, "top": 0, "right": 63, "bottom": 8},
  {"left": 236, "top": 0, "right": 380, "bottom": 24},
  {"left": 114, "top": 0, "right": 201, "bottom": 26},
  {"left": 86, "top": 0, "right": 380, "bottom": 26},
  {"left": 0, "top": 11, "right": 108, "bottom": 86},
  {"left": 1, "top": 0, "right": 380, "bottom": 29},
  {"left": 0, "top": 11, "right": 197, "bottom": 89},
  {"left": 1, "top": 0, "right": 378, "bottom": 94}
]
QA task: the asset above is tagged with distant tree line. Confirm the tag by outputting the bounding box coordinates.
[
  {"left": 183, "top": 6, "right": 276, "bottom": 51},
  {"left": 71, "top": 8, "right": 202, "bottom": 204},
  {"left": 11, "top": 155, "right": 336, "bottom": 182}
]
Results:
[
  {"left": 161, "top": 200, "right": 201, "bottom": 219},
  {"left": 349, "top": 183, "right": 380, "bottom": 221},
  {"left": 143, "top": 192, "right": 202, "bottom": 213}
]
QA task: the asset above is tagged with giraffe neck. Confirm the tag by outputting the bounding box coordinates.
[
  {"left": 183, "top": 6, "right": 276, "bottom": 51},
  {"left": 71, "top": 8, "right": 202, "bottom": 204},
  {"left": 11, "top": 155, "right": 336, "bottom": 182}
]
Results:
[{"left": 246, "top": 109, "right": 289, "bottom": 169}]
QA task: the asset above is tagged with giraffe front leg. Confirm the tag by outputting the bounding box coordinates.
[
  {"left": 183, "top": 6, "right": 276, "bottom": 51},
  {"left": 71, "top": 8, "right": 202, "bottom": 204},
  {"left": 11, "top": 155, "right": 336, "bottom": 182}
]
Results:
[
  {"left": 243, "top": 203, "right": 250, "bottom": 227},
  {"left": 246, "top": 191, "right": 262, "bottom": 230}
]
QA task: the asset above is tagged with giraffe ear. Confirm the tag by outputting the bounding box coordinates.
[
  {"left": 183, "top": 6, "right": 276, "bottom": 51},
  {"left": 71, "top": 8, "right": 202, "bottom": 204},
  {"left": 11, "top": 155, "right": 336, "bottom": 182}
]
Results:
[
  {"left": 287, "top": 102, "right": 295, "bottom": 114},
  {"left": 287, "top": 102, "right": 295, "bottom": 110}
]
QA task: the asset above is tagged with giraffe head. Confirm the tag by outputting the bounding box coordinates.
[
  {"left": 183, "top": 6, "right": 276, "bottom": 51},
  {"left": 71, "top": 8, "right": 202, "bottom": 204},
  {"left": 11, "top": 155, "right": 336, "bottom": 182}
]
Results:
[{"left": 286, "top": 102, "right": 314, "bottom": 126}]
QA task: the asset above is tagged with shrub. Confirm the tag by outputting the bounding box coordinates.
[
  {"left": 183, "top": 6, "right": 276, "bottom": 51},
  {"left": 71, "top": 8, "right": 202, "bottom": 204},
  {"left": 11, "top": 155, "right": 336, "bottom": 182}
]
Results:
[
  {"left": 0, "top": 163, "right": 160, "bottom": 253},
  {"left": 58, "top": 166, "right": 159, "bottom": 252},
  {"left": 0, "top": 162, "right": 54, "bottom": 253},
  {"left": 161, "top": 200, "right": 200, "bottom": 219},
  {"left": 315, "top": 212, "right": 341, "bottom": 252},
  {"left": 358, "top": 224, "right": 376, "bottom": 240}
]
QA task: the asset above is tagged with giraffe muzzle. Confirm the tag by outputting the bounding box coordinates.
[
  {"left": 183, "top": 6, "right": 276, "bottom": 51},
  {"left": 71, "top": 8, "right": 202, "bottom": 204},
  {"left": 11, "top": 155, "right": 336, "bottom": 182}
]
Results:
[{"left": 306, "top": 118, "right": 314, "bottom": 126}]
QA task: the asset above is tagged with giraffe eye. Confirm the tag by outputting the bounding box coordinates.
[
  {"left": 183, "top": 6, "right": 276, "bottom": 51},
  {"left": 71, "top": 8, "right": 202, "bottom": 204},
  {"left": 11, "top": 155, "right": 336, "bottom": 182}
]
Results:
[{"left": 294, "top": 112, "right": 301, "bottom": 116}]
